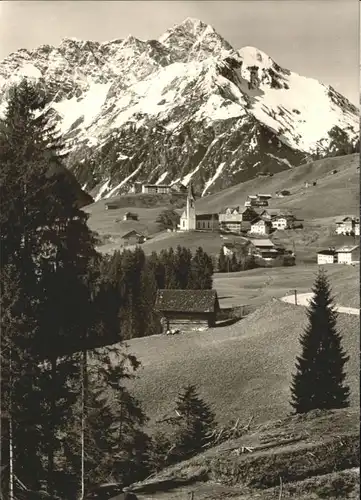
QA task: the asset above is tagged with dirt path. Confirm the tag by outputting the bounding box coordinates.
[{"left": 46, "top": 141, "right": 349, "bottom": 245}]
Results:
[{"left": 280, "top": 292, "right": 359, "bottom": 316}]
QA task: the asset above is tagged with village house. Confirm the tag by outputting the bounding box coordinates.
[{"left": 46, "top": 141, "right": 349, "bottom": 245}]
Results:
[
  {"left": 142, "top": 184, "right": 172, "bottom": 194},
  {"left": 123, "top": 211, "right": 139, "bottom": 221},
  {"left": 244, "top": 194, "right": 270, "bottom": 207},
  {"left": 105, "top": 201, "right": 121, "bottom": 210},
  {"left": 355, "top": 219, "right": 360, "bottom": 236},
  {"left": 120, "top": 230, "right": 146, "bottom": 246},
  {"left": 335, "top": 217, "right": 358, "bottom": 235},
  {"left": 219, "top": 206, "right": 258, "bottom": 233},
  {"left": 249, "top": 239, "right": 278, "bottom": 260},
  {"left": 249, "top": 218, "right": 272, "bottom": 235},
  {"left": 259, "top": 209, "right": 295, "bottom": 230},
  {"left": 317, "top": 249, "right": 337, "bottom": 265},
  {"left": 171, "top": 181, "right": 187, "bottom": 193},
  {"left": 155, "top": 289, "right": 220, "bottom": 331},
  {"left": 257, "top": 194, "right": 272, "bottom": 202},
  {"left": 336, "top": 245, "right": 360, "bottom": 265}
]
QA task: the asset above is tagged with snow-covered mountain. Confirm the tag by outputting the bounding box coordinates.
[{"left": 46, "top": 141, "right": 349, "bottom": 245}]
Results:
[{"left": 0, "top": 18, "right": 358, "bottom": 200}]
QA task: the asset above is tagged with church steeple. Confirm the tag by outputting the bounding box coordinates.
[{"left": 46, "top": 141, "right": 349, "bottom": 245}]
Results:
[{"left": 186, "top": 181, "right": 196, "bottom": 230}]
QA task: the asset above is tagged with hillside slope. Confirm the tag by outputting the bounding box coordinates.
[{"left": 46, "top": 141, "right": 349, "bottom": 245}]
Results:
[
  {"left": 87, "top": 154, "right": 359, "bottom": 258},
  {"left": 196, "top": 153, "right": 359, "bottom": 219},
  {"left": 129, "top": 407, "right": 359, "bottom": 500},
  {"left": 0, "top": 19, "right": 358, "bottom": 199},
  {"left": 124, "top": 300, "right": 358, "bottom": 433}
]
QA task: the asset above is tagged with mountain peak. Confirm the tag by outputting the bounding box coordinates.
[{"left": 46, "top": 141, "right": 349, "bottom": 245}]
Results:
[{"left": 158, "top": 17, "right": 234, "bottom": 62}]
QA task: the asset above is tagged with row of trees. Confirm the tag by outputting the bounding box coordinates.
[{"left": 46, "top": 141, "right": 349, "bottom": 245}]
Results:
[
  {"left": 217, "top": 248, "right": 256, "bottom": 273},
  {"left": 100, "top": 245, "right": 214, "bottom": 339}
]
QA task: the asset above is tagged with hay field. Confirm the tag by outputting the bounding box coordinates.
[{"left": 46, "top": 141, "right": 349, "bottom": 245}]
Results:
[
  {"left": 213, "top": 263, "right": 359, "bottom": 308},
  {"left": 125, "top": 301, "right": 359, "bottom": 433}
]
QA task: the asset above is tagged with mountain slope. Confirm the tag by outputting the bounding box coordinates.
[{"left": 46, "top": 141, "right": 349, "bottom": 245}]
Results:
[
  {"left": 0, "top": 18, "right": 358, "bottom": 200},
  {"left": 121, "top": 298, "right": 358, "bottom": 432}
]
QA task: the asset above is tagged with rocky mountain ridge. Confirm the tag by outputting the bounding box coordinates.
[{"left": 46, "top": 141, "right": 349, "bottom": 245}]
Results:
[{"left": 0, "top": 18, "right": 358, "bottom": 201}]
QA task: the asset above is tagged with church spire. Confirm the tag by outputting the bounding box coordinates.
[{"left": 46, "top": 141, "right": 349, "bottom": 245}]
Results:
[{"left": 188, "top": 181, "right": 195, "bottom": 201}]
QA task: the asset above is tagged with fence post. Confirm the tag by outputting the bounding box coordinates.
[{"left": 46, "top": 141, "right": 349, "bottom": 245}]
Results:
[{"left": 294, "top": 289, "right": 297, "bottom": 305}]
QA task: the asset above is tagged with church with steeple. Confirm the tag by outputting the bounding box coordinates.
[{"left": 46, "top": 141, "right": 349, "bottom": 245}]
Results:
[{"left": 179, "top": 182, "right": 219, "bottom": 231}]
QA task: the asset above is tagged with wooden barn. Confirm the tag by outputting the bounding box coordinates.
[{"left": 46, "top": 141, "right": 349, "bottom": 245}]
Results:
[{"left": 155, "top": 289, "right": 220, "bottom": 331}]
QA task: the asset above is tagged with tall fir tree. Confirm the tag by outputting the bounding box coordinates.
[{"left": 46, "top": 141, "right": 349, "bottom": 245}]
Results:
[
  {"left": 290, "top": 269, "right": 350, "bottom": 413},
  {"left": 174, "top": 246, "right": 192, "bottom": 289},
  {"left": 188, "top": 247, "right": 213, "bottom": 289},
  {"left": 173, "top": 385, "right": 216, "bottom": 459},
  {"left": 217, "top": 248, "right": 227, "bottom": 272}
]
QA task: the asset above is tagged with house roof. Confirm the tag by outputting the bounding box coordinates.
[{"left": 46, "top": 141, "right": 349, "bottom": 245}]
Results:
[
  {"left": 251, "top": 218, "right": 272, "bottom": 225},
  {"left": 335, "top": 216, "right": 354, "bottom": 224},
  {"left": 251, "top": 239, "right": 275, "bottom": 247},
  {"left": 155, "top": 289, "right": 219, "bottom": 313},
  {"left": 257, "top": 194, "right": 272, "bottom": 198},
  {"left": 220, "top": 206, "right": 240, "bottom": 214},
  {"left": 336, "top": 245, "right": 359, "bottom": 253},
  {"left": 317, "top": 250, "right": 336, "bottom": 256},
  {"left": 196, "top": 213, "right": 219, "bottom": 221},
  {"left": 120, "top": 230, "right": 143, "bottom": 239},
  {"left": 143, "top": 183, "right": 170, "bottom": 188}
]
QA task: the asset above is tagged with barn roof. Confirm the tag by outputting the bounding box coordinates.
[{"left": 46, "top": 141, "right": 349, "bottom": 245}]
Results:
[{"left": 155, "top": 289, "right": 219, "bottom": 313}]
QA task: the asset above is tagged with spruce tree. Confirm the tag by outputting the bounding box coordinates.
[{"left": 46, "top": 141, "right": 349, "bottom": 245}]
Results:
[
  {"left": 230, "top": 253, "right": 239, "bottom": 272},
  {"left": 217, "top": 248, "right": 227, "bottom": 272},
  {"left": 173, "top": 385, "right": 216, "bottom": 459},
  {"left": 188, "top": 247, "right": 213, "bottom": 289},
  {"left": 290, "top": 269, "right": 350, "bottom": 413},
  {"left": 174, "top": 246, "right": 192, "bottom": 289}
]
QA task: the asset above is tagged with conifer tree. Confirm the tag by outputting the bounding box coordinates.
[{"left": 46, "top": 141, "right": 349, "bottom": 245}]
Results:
[
  {"left": 217, "top": 248, "right": 227, "bottom": 272},
  {"left": 160, "top": 248, "right": 177, "bottom": 289},
  {"left": 0, "top": 79, "right": 99, "bottom": 496},
  {"left": 290, "top": 269, "right": 350, "bottom": 413},
  {"left": 230, "top": 253, "right": 239, "bottom": 272},
  {"left": 147, "top": 251, "right": 165, "bottom": 289},
  {"left": 174, "top": 246, "right": 192, "bottom": 289},
  {"left": 173, "top": 385, "right": 216, "bottom": 459},
  {"left": 188, "top": 247, "right": 213, "bottom": 289}
]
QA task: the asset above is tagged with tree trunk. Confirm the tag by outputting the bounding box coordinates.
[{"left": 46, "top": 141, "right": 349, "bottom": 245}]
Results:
[
  {"left": 79, "top": 349, "right": 88, "bottom": 500},
  {"left": 8, "top": 348, "right": 14, "bottom": 500},
  {"left": 47, "top": 355, "right": 57, "bottom": 496}
]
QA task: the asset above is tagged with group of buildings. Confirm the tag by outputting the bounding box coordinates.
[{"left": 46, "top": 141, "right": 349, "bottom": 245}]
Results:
[
  {"left": 316, "top": 216, "right": 360, "bottom": 266},
  {"left": 178, "top": 185, "right": 296, "bottom": 236},
  {"left": 317, "top": 245, "right": 359, "bottom": 266}
]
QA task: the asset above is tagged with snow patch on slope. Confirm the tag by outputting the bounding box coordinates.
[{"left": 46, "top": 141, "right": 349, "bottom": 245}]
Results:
[
  {"left": 94, "top": 178, "right": 111, "bottom": 202},
  {"left": 104, "top": 164, "right": 143, "bottom": 198},
  {"left": 52, "top": 82, "right": 111, "bottom": 134},
  {"left": 201, "top": 162, "right": 226, "bottom": 196}
]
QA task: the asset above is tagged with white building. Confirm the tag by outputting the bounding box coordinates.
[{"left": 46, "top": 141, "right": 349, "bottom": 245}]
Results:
[
  {"left": 336, "top": 245, "right": 359, "bottom": 265},
  {"left": 272, "top": 216, "right": 289, "bottom": 230},
  {"left": 250, "top": 219, "right": 272, "bottom": 235},
  {"left": 142, "top": 184, "right": 171, "bottom": 194},
  {"left": 335, "top": 217, "right": 356, "bottom": 235},
  {"left": 317, "top": 249, "right": 337, "bottom": 265}
]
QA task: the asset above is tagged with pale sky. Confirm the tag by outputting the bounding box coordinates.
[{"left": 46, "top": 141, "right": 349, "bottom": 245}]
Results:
[{"left": 0, "top": 0, "right": 359, "bottom": 104}]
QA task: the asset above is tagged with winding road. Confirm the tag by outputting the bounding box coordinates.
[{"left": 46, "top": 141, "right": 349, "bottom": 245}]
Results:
[{"left": 280, "top": 292, "right": 359, "bottom": 316}]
